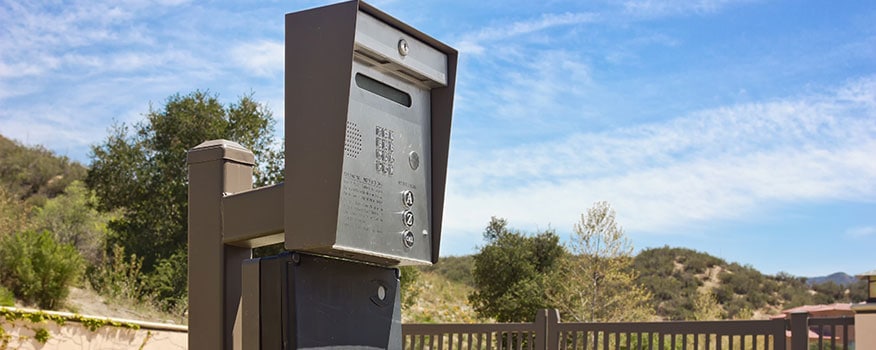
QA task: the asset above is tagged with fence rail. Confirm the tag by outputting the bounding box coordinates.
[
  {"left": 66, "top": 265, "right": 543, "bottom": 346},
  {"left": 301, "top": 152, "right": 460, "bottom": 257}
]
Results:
[
  {"left": 552, "top": 318, "right": 785, "bottom": 350},
  {"left": 404, "top": 319, "right": 543, "bottom": 350},
  {"left": 403, "top": 309, "right": 854, "bottom": 350},
  {"left": 798, "top": 313, "right": 855, "bottom": 350}
]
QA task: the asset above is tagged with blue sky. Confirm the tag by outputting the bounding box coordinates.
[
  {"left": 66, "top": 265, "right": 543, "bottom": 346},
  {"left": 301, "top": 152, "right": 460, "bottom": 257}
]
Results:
[{"left": 1, "top": 0, "right": 874, "bottom": 277}]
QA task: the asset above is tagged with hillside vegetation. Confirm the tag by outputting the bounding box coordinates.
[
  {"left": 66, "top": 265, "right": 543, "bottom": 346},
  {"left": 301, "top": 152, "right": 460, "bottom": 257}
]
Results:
[
  {"left": 0, "top": 135, "right": 92, "bottom": 309},
  {"left": 0, "top": 135, "right": 85, "bottom": 207},
  {"left": 411, "top": 247, "right": 866, "bottom": 322},
  {"left": 635, "top": 246, "right": 866, "bottom": 320}
]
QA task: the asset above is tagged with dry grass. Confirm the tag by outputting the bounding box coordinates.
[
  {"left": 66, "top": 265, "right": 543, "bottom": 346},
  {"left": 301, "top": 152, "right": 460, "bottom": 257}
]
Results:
[{"left": 404, "top": 271, "right": 486, "bottom": 324}]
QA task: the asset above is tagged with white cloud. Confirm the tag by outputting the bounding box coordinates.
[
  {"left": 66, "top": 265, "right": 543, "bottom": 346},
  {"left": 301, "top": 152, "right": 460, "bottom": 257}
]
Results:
[
  {"left": 441, "top": 76, "right": 876, "bottom": 247},
  {"left": 484, "top": 50, "right": 592, "bottom": 125},
  {"left": 847, "top": 226, "right": 876, "bottom": 238},
  {"left": 456, "top": 12, "right": 597, "bottom": 55},
  {"left": 230, "top": 40, "right": 284, "bottom": 77},
  {"left": 622, "top": 0, "right": 759, "bottom": 18},
  {"left": 0, "top": 0, "right": 196, "bottom": 81}
]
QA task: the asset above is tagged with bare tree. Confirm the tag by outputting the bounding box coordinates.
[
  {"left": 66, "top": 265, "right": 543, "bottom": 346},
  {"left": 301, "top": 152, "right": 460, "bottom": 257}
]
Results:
[{"left": 550, "top": 201, "right": 653, "bottom": 322}]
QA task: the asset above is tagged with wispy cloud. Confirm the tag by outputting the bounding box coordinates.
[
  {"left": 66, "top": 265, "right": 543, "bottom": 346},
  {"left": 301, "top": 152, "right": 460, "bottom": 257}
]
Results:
[
  {"left": 442, "top": 76, "right": 876, "bottom": 245},
  {"left": 847, "top": 226, "right": 876, "bottom": 238},
  {"left": 0, "top": 0, "right": 280, "bottom": 160},
  {"left": 230, "top": 40, "right": 284, "bottom": 77},
  {"left": 0, "top": 1, "right": 155, "bottom": 76},
  {"left": 622, "top": 0, "right": 759, "bottom": 18},
  {"left": 456, "top": 12, "right": 597, "bottom": 55},
  {"left": 481, "top": 50, "right": 592, "bottom": 126}
]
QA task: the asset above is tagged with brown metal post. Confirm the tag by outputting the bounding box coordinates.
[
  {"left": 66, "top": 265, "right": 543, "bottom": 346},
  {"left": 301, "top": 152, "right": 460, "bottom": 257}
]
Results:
[
  {"left": 187, "top": 140, "right": 255, "bottom": 350},
  {"left": 238, "top": 258, "right": 260, "bottom": 350},
  {"left": 789, "top": 311, "right": 809, "bottom": 350},
  {"left": 542, "top": 309, "right": 561, "bottom": 350},
  {"left": 534, "top": 309, "right": 547, "bottom": 350}
]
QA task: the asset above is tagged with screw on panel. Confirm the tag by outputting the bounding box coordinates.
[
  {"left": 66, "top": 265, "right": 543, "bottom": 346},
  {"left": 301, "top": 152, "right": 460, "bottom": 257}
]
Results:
[{"left": 291, "top": 252, "right": 301, "bottom": 264}]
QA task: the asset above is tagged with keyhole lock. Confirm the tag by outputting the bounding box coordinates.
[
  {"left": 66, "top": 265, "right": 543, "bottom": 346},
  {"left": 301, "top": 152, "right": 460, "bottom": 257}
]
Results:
[{"left": 398, "top": 39, "right": 409, "bottom": 56}]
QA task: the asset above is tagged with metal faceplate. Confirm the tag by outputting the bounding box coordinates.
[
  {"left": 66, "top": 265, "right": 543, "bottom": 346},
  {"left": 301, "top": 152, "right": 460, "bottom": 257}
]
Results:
[{"left": 336, "top": 58, "right": 433, "bottom": 265}]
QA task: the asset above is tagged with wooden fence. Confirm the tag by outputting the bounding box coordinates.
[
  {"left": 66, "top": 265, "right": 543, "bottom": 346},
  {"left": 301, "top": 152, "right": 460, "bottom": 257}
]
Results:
[{"left": 403, "top": 309, "right": 855, "bottom": 350}]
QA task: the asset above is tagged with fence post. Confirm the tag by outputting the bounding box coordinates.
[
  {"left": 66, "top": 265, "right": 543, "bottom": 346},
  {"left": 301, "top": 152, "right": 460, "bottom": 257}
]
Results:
[
  {"left": 789, "top": 311, "right": 809, "bottom": 350},
  {"left": 537, "top": 309, "right": 560, "bottom": 350},
  {"left": 770, "top": 318, "right": 787, "bottom": 350},
  {"left": 187, "top": 140, "right": 255, "bottom": 350},
  {"left": 535, "top": 310, "right": 547, "bottom": 350}
]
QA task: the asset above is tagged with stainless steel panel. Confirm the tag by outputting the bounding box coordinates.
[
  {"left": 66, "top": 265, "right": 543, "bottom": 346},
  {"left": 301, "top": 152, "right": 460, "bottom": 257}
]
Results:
[{"left": 336, "top": 60, "right": 432, "bottom": 265}]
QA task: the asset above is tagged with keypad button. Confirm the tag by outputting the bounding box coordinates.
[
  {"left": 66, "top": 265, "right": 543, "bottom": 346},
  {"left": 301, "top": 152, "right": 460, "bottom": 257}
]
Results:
[
  {"left": 402, "top": 191, "right": 414, "bottom": 207},
  {"left": 402, "top": 230, "right": 415, "bottom": 248},
  {"left": 402, "top": 210, "right": 414, "bottom": 227}
]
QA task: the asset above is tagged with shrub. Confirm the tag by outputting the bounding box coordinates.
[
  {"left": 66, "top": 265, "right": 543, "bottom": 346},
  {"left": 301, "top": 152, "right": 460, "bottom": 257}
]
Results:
[
  {"left": 87, "top": 244, "right": 145, "bottom": 301},
  {"left": 31, "top": 181, "right": 113, "bottom": 265},
  {"left": 0, "top": 285, "right": 13, "bottom": 306},
  {"left": 0, "top": 230, "right": 83, "bottom": 309},
  {"left": 143, "top": 251, "right": 188, "bottom": 313}
]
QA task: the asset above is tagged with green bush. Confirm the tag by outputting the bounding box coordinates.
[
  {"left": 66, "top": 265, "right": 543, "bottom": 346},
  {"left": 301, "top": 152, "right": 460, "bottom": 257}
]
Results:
[
  {"left": 88, "top": 244, "right": 145, "bottom": 301},
  {"left": 143, "top": 251, "right": 188, "bottom": 313},
  {"left": 0, "top": 230, "right": 84, "bottom": 309},
  {"left": 0, "top": 285, "right": 13, "bottom": 306}
]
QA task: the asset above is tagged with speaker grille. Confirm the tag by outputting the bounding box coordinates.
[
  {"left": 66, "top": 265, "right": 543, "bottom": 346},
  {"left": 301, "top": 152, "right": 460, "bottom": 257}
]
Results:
[{"left": 344, "top": 121, "right": 363, "bottom": 159}]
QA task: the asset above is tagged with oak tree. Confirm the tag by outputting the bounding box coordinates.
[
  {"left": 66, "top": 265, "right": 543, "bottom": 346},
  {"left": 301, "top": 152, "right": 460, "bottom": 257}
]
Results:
[
  {"left": 469, "top": 217, "right": 566, "bottom": 322},
  {"left": 86, "top": 90, "right": 282, "bottom": 308}
]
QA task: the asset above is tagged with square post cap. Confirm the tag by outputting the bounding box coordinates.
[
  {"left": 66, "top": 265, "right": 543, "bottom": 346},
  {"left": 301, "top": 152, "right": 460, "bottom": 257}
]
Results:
[{"left": 188, "top": 139, "right": 255, "bottom": 165}]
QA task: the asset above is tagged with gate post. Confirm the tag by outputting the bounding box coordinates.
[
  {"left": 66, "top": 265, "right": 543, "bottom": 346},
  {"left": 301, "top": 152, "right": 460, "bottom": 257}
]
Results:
[
  {"left": 535, "top": 310, "right": 547, "bottom": 350},
  {"left": 789, "top": 311, "right": 809, "bottom": 350},
  {"left": 536, "top": 309, "right": 561, "bottom": 350},
  {"left": 187, "top": 140, "right": 255, "bottom": 350}
]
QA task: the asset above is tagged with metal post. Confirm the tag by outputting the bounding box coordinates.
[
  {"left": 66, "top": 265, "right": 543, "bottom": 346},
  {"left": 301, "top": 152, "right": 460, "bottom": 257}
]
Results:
[
  {"left": 789, "top": 311, "right": 809, "bottom": 350},
  {"left": 539, "top": 309, "right": 561, "bottom": 350},
  {"left": 239, "top": 258, "right": 261, "bottom": 350},
  {"left": 187, "top": 140, "right": 255, "bottom": 350},
  {"left": 852, "top": 302, "right": 876, "bottom": 350}
]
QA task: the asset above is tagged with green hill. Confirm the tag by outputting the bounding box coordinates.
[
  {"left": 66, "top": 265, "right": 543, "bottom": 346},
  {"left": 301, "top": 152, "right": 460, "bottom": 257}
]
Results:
[
  {"left": 634, "top": 246, "right": 867, "bottom": 320},
  {"left": 412, "top": 247, "right": 867, "bottom": 322},
  {"left": 0, "top": 135, "right": 87, "bottom": 237},
  {"left": 0, "top": 135, "right": 86, "bottom": 206}
]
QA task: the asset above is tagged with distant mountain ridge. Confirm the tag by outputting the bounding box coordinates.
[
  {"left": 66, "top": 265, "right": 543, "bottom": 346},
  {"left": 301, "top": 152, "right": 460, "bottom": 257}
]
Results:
[{"left": 807, "top": 272, "right": 858, "bottom": 286}]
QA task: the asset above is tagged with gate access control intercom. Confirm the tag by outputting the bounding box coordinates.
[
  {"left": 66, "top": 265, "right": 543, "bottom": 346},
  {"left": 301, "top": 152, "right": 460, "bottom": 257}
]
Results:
[{"left": 285, "top": 0, "right": 457, "bottom": 266}]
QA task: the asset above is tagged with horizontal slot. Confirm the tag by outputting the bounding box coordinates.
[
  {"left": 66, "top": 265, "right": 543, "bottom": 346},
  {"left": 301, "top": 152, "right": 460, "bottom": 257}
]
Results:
[{"left": 355, "top": 73, "right": 412, "bottom": 107}]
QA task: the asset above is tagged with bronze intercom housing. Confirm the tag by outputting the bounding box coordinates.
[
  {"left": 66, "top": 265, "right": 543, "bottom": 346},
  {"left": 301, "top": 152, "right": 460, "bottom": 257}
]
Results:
[
  {"left": 285, "top": 0, "right": 458, "bottom": 266},
  {"left": 187, "top": 1, "right": 457, "bottom": 348}
]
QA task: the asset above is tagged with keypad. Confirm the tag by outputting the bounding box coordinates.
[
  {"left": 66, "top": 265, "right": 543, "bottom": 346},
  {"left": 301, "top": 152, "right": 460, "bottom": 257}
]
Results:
[{"left": 375, "top": 126, "right": 395, "bottom": 176}]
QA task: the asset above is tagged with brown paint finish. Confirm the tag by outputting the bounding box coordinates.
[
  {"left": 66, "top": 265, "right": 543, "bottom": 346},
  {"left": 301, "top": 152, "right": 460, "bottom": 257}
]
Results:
[
  {"left": 187, "top": 140, "right": 254, "bottom": 350},
  {"left": 284, "top": 0, "right": 457, "bottom": 265}
]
